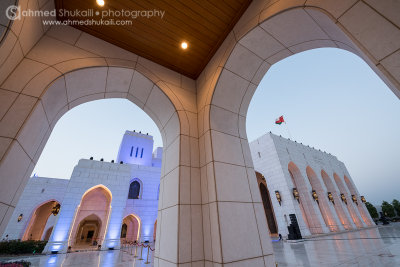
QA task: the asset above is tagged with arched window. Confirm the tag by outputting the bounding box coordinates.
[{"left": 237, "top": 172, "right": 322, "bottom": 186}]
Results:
[{"left": 128, "top": 181, "right": 141, "bottom": 199}]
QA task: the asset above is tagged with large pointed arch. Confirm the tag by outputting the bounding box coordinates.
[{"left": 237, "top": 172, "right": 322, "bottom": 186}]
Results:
[
  {"left": 22, "top": 199, "right": 60, "bottom": 241},
  {"left": 121, "top": 214, "right": 141, "bottom": 242},
  {"left": 343, "top": 175, "right": 374, "bottom": 226},
  {"left": 306, "top": 166, "right": 340, "bottom": 232},
  {"left": 68, "top": 184, "right": 112, "bottom": 248},
  {"left": 0, "top": 49, "right": 198, "bottom": 260},
  {"left": 321, "top": 170, "right": 353, "bottom": 230},
  {"left": 288, "top": 162, "right": 324, "bottom": 234},
  {"left": 255, "top": 171, "right": 278, "bottom": 236},
  {"left": 198, "top": 2, "right": 400, "bottom": 264},
  {"left": 333, "top": 173, "right": 364, "bottom": 228}
]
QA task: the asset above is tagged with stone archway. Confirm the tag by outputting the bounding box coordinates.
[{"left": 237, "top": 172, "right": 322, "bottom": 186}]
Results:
[
  {"left": 121, "top": 214, "right": 141, "bottom": 242},
  {"left": 321, "top": 170, "right": 354, "bottom": 230},
  {"left": 343, "top": 175, "right": 374, "bottom": 226},
  {"left": 333, "top": 173, "right": 364, "bottom": 228},
  {"left": 288, "top": 162, "right": 325, "bottom": 234},
  {"left": 198, "top": 2, "right": 400, "bottom": 265},
  {"left": 22, "top": 200, "right": 60, "bottom": 241},
  {"left": 69, "top": 185, "right": 112, "bottom": 248},
  {"left": 306, "top": 166, "right": 341, "bottom": 232},
  {"left": 73, "top": 214, "right": 102, "bottom": 248},
  {"left": 255, "top": 171, "right": 278, "bottom": 236},
  {"left": 0, "top": 28, "right": 200, "bottom": 262}
]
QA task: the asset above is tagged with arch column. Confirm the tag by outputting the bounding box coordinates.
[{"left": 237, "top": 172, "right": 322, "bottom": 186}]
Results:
[
  {"left": 333, "top": 173, "right": 365, "bottom": 228},
  {"left": 198, "top": 114, "right": 275, "bottom": 265},
  {"left": 306, "top": 166, "right": 343, "bottom": 232},
  {"left": 343, "top": 175, "right": 375, "bottom": 226},
  {"left": 198, "top": 68, "right": 276, "bottom": 264},
  {"left": 290, "top": 164, "right": 328, "bottom": 234},
  {"left": 321, "top": 170, "right": 355, "bottom": 230}
]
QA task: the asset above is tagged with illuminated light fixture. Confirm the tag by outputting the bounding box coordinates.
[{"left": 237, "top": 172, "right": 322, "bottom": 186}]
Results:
[
  {"left": 327, "top": 192, "right": 335, "bottom": 205},
  {"left": 275, "top": 190, "right": 282, "bottom": 206},
  {"left": 351, "top": 195, "right": 358, "bottom": 205},
  {"left": 361, "top": 196, "right": 366, "bottom": 204},
  {"left": 96, "top": 0, "right": 105, "bottom": 7},
  {"left": 52, "top": 203, "right": 61, "bottom": 216},
  {"left": 17, "top": 214, "right": 23, "bottom": 222},
  {"left": 181, "top": 41, "right": 188, "bottom": 49},
  {"left": 292, "top": 188, "right": 300, "bottom": 203},
  {"left": 340, "top": 193, "right": 347, "bottom": 205},
  {"left": 311, "top": 190, "right": 319, "bottom": 204}
]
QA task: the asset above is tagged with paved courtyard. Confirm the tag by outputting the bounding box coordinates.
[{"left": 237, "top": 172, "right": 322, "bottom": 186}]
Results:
[
  {"left": 1, "top": 223, "right": 399, "bottom": 266},
  {"left": 273, "top": 223, "right": 400, "bottom": 266}
]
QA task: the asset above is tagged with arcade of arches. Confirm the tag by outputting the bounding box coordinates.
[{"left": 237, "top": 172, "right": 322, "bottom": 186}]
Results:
[
  {"left": 250, "top": 132, "right": 374, "bottom": 238},
  {"left": 0, "top": 0, "right": 399, "bottom": 265}
]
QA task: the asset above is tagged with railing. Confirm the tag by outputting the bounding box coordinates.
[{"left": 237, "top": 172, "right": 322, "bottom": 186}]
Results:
[{"left": 120, "top": 240, "right": 155, "bottom": 264}]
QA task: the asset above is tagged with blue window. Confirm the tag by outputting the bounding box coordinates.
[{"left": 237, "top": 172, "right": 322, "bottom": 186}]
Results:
[
  {"left": 135, "top": 147, "right": 139, "bottom": 157},
  {"left": 130, "top": 146, "right": 134, "bottom": 157},
  {"left": 140, "top": 148, "right": 144, "bottom": 158},
  {"left": 128, "top": 181, "right": 140, "bottom": 199}
]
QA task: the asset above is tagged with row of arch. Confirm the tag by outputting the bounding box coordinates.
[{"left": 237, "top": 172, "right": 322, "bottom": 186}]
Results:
[
  {"left": 21, "top": 184, "right": 156, "bottom": 249},
  {"left": 257, "top": 163, "right": 373, "bottom": 236}
]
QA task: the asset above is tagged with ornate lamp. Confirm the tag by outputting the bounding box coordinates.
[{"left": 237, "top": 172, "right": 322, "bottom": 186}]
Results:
[
  {"left": 17, "top": 214, "right": 23, "bottom": 222},
  {"left": 327, "top": 192, "right": 335, "bottom": 205},
  {"left": 340, "top": 193, "right": 347, "bottom": 205},
  {"left": 292, "top": 188, "right": 300, "bottom": 203},
  {"left": 351, "top": 195, "right": 358, "bottom": 205},
  {"left": 361, "top": 196, "right": 366, "bottom": 204},
  {"left": 311, "top": 190, "right": 319, "bottom": 204},
  {"left": 52, "top": 203, "right": 61, "bottom": 216},
  {"left": 275, "top": 190, "right": 282, "bottom": 206}
]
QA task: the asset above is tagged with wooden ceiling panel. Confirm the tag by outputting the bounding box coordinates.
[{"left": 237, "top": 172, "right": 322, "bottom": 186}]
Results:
[{"left": 55, "top": 0, "right": 252, "bottom": 79}]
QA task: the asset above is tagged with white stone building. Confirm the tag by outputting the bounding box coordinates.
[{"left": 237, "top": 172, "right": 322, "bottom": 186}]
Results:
[
  {"left": 2, "top": 131, "right": 161, "bottom": 253},
  {"left": 250, "top": 132, "right": 374, "bottom": 238},
  {"left": 2, "top": 130, "right": 375, "bottom": 254}
]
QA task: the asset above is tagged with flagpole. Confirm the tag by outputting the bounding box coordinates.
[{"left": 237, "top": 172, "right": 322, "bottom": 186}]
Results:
[{"left": 284, "top": 121, "right": 293, "bottom": 140}]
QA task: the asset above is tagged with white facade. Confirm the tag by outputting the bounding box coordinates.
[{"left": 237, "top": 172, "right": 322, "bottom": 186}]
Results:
[
  {"left": 2, "top": 131, "right": 162, "bottom": 253},
  {"left": 250, "top": 132, "right": 374, "bottom": 238},
  {"left": 2, "top": 130, "right": 375, "bottom": 253},
  {"left": 2, "top": 177, "right": 68, "bottom": 241}
]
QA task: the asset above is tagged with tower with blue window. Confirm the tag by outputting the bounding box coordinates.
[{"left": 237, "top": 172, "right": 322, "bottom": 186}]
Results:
[{"left": 117, "top": 130, "right": 154, "bottom": 166}]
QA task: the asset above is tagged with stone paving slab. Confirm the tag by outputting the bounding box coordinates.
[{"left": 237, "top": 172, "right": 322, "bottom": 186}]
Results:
[{"left": 1, "top": 223, "right": 399, "bottom": 266}]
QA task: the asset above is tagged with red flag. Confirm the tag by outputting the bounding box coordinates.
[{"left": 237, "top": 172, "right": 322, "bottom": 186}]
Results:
[{"left": 275, "top": 116, "right": 284, "bottom": 125}]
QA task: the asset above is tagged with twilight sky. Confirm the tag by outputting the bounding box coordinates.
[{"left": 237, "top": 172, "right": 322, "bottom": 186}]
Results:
[{"left": 32, "top": 48, "right": 400, "bottom": 205}]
